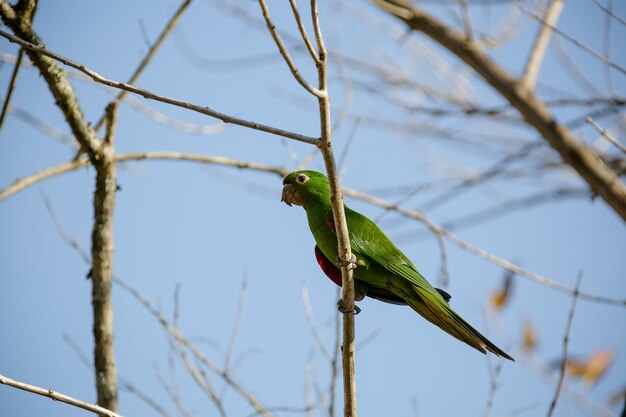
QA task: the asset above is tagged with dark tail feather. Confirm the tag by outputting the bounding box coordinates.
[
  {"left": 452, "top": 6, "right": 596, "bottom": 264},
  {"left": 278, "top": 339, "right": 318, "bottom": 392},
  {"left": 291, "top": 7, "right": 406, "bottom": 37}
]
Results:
[{"left": 410, "top": 290, "right": 515, "bottom": 361}]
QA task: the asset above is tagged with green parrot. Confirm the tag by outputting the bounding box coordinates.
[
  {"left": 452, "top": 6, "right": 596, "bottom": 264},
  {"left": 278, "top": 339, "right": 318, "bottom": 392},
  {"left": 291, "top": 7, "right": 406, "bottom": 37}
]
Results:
[{"left": 282, "top": 170, "right": 514, "bottom": 361}]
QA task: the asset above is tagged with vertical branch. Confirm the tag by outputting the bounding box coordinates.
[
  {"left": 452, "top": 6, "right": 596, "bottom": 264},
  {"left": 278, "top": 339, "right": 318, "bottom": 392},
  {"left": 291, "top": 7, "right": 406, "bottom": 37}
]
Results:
[
  {"left": 0, "top": 1, "right": 120, "bottom": 413},
  {"left": 459, "top": 0, "right": 473, "bottom": 40},
  {"left": 288, "top": 0, "right": 320, "bottom": 64},
  {"left": 0, "top": 373, "right": 124, "bottom": 417},
  {"left": 91, "top": 0, "right": 192, "bottom": 133},
  {"left": 91, "top": 102, "right": 120, "bottom": 413},
  {"left": 0, "top": 48, "right": 24, "bottom": 133},
  {"left": 255, "top": 1, "right": 356, "bottom": 413},
  {"left": 521, "top": 0, "right": 564, "bottom": 91},
  {"left": 546, "top": 273, "right": 583, "bottom": 417},
  {"left": 587, "top": 116, "right": 626, "bottom": 155},
  {"left": 0, "top": 1, "right": 101, "bottom": 161},
  {"left": 309, "top": 1, "right": 358, "bottom": 416},
  {"left": 328, "top": 287, "right": 341, "bottom": 417},
  {"left": 371, "top": 1, "right": 626, "bottom": 222},
  {"left": 258, "top": 0, "right": 323, "bottom": 97}
]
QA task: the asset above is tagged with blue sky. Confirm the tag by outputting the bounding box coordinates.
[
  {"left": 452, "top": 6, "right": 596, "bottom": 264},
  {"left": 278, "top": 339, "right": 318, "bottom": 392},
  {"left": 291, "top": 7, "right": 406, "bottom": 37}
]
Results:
[{"left": 1, "top": 1, "right": 625, "bottom": 417}]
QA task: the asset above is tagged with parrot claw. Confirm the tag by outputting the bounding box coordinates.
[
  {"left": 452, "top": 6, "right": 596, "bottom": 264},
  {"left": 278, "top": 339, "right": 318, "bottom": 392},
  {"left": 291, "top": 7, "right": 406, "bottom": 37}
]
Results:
[
  {"left": 336, "top": 253, "right": 358, "bottom": 270},
  {"left": 337, "top": 299, "right": 361, "bottom": 315}
]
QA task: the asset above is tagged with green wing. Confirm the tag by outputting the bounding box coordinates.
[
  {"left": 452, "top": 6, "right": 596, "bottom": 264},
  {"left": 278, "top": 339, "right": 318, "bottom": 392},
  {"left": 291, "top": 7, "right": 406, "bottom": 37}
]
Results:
[
  {"left": 326, "top": 206, "right": 514, "bottom": 361},
  {"left": 339, "top": 207, "right": 442, "bottom": 297}
]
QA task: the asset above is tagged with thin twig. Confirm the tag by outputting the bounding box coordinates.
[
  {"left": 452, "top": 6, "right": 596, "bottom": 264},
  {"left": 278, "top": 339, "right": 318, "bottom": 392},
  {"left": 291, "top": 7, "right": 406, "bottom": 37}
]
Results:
[
  {"left": 0, "top": 53, "right": 226, "bottom": 137},
  {"left": 257, "top": 0, "right": 324, "bottom": 98},
  {"left": 62, "top": 332, "right": 172, "bottom": 417},
  {"left": 547, "top": 273, "right": 583, "bottom": 417},
  {"left": 308, "top": 0, "right": 358, "bottom": 415},
  {"left": 0, "top": 373, "right": 124, "bottom": 417},
  {"left": 40, "top": 190, "right": 91, "bottom": 263},
  {"left": 156, "top": 362, "right": 195, "bottom": 417},
  {"left": 0, "top": 4, "right": 101, "bottom": 161},
  {"left": 417, "top": 141, "right": 543, "bottom": 213},
  {"left": 119, "top": 380, "right": 173, "bottom": 417},
  {"left": 7, "top": 153, "right": 625, "bottom": 308},
  {"left": 114, "top": 277, "right": 275, "bottom": 417},
  {"left": 289, "top": 0, "right": 321, "bottom": 64},
  {"left": 63, "top": 333, "right": 94, "bottom": 368},
  {"left": 92, "top": 0, "right": 193, "bottom": 133},
  {"left": 169, "top": 336, "right": 227, "bottom": 417},
  {"left": 458, "top": 0, "right": 473, "bottom": 40},
  {"left": 0, "top": 29, "right": 319, "bottom": 145},
  {"left": 521, "top": 0, "right": 564, "bottom": 91},
  {"left": 342, "top": 186, "right": 626, "bottom": 306},
  {"left": 0, "top": 152, "right": 288, "bottom": 202},
  {"left": 8, "top": 104, "right": 77, "bottom": 147},
  {"left": 550, "top": 36, "right": 603, "bottom": 97},
  {"left": 337, "top": 118, "right": 360, "bottom": 174},
  {"left": 304, "top": 364, "right": 315, "bottom": 417},
  {"left": 0, "top": 47, "right": 24, "bottom": 133},
  {"left": 434, "top": 232, "right": 449, "bottom": 287},
  {"left": 593, "top": 0, "right": 626, "bottom": 26},
  {"left": 513, "top": 0, "right": 626, "bottom": 75},
  {"left": 587, "top": 116, "right": 626, "bottom": 155},
  {"left": 328, "top": 286, "right": 341, "bottom": 417},
  {"left": 123, "top": 95, "right": 227, "bottom": 135},
  {"left": 301, "top": 282, "right": 332, "bottom": 362},
  {"left": 224, "top": 271, "right": 248, "bottom": 374},
  {"left": 600, "top": 0, "right": 616, "bottom": 96},
  {"left": 483, "top": 346, "right": 503, "bottom": 417},
  {"left": 439, "top": 188, "right": 589, "bottom": 232},
  {"left": 372, "top": 0, "right": 626, "bottom": 222},
  {"left": 0, "top": 2, "right": 123, "bottom": 412}
]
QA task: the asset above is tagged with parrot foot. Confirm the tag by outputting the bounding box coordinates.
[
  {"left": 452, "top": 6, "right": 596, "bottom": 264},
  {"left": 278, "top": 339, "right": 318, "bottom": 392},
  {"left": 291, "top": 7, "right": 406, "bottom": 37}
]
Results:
[
  {"left": 337, "top": 299, "right": 361, "bottom": 315},
  {"left": 336, "top": 253, "right": 358, "bottom": 270}
]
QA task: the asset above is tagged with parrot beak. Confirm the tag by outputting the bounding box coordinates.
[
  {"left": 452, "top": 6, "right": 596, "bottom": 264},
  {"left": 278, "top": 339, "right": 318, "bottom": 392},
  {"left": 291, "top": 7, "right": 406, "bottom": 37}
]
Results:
[{"left": 281, "top": 184, "right": 303, "bottom": 206}]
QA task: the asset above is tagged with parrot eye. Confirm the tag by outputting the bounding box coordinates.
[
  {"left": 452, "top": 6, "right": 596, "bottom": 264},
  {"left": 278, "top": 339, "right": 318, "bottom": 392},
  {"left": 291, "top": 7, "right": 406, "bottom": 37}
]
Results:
[{"left": 296, "top": 173, "right": 310, "bottom": 184}]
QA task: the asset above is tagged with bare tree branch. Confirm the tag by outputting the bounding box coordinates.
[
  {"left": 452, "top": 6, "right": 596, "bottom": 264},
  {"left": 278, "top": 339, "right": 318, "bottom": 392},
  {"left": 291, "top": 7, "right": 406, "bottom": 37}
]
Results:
[
  {"left": 90, "top": 101, "right": 120, "bottom": 413},
  {"left": 289, "top": 0, "right": 321, "bottom": 65},
  {"left": 0, "top": 1, "right": 101, "bottom": 161},
  {"left": 309, "top": 1, "right": 358, "bottom": 415},
  {"left": 328, "top": 289, "right": 341, "bottom": 417},
  {"left": 458, "top": 0, "right": 473, "bottom": 40},
  {"left": 547, "top": 273, "right": 583, "bottom": 417},
  {"left": 8, "top": 104, "right": 77, "bottom": 147},
  {"left": 521, "top": 0, "right": 563, "bottom": 91},
  {"left": 371, "top": 0, "right": 626, "bottom": 222},
  {"left": 114, "top": 277, "right": 276, "bottom": 417},
  {"left": 342, "top": 186, "right": 626, "bottom": 306},
  {"left": 92, "top": 0, "right": 193, "bottom": 133},
  {"left": 0, "top": 28, "right": 319, "bottom": 145},
  {"left": 169, "top": 336, "right": 227, "bottom": 417},
  {"left": 0, "top": 2, "right": 122, "bottom": 412},
  {"left": 301, "top": 282, "right": 333, "bottom": 362},
  {"left": 257, "top": 2, "right": 357, "bottom": 415},
  {"left": 482, "top": 355, "right": 502, "bottom": 417},
  {"left": 258, "top": 0, "right": 324, "bottom": 98},
  {"left": 224, "top": 273, "right": 248, "bottom": 375},
  {"left": 0, "top": 152, "right": 288, "bottom": 202},
  {"left": 513, "top": 0, "right": 626, "bottom": 75},
  {"left": 0, "top": 373, "right": 124, "bottom": 417},
  {"left": 0, "top": 47, "right": 23, "bottom": 133},
  {"left": 587, "top": 116, "right": 626, "bottom": 155},
  {"left": 593, "top": 0, "right": 626, "bottom": 26},
  {"left": 4, "top": 151, "right": 623, "bottom": 308}
]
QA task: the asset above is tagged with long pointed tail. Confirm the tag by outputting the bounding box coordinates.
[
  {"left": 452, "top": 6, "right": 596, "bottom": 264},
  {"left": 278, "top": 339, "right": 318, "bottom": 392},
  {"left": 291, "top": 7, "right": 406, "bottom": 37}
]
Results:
[{"left": 408, "top": 289, "right": 514, "bottom": 361}]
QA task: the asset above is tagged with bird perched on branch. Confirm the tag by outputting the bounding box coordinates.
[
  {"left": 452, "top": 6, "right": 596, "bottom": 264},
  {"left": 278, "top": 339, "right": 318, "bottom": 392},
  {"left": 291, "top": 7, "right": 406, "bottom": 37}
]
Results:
[{"left": 282, "top": 170, "right": 513, "bottom": 361}]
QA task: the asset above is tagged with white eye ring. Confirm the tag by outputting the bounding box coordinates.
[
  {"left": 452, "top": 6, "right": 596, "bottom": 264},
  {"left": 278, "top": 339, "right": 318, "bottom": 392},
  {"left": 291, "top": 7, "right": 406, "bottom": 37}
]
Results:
[{"left": 296, "top": 173, "right": 309, "bottom": 184}]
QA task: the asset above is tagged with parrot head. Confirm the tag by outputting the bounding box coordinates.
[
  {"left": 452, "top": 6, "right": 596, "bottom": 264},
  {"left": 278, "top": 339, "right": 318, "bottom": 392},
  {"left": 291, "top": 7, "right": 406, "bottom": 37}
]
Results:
[{"left": 281, "top": 170, "right": 331, "bottom": 208}]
